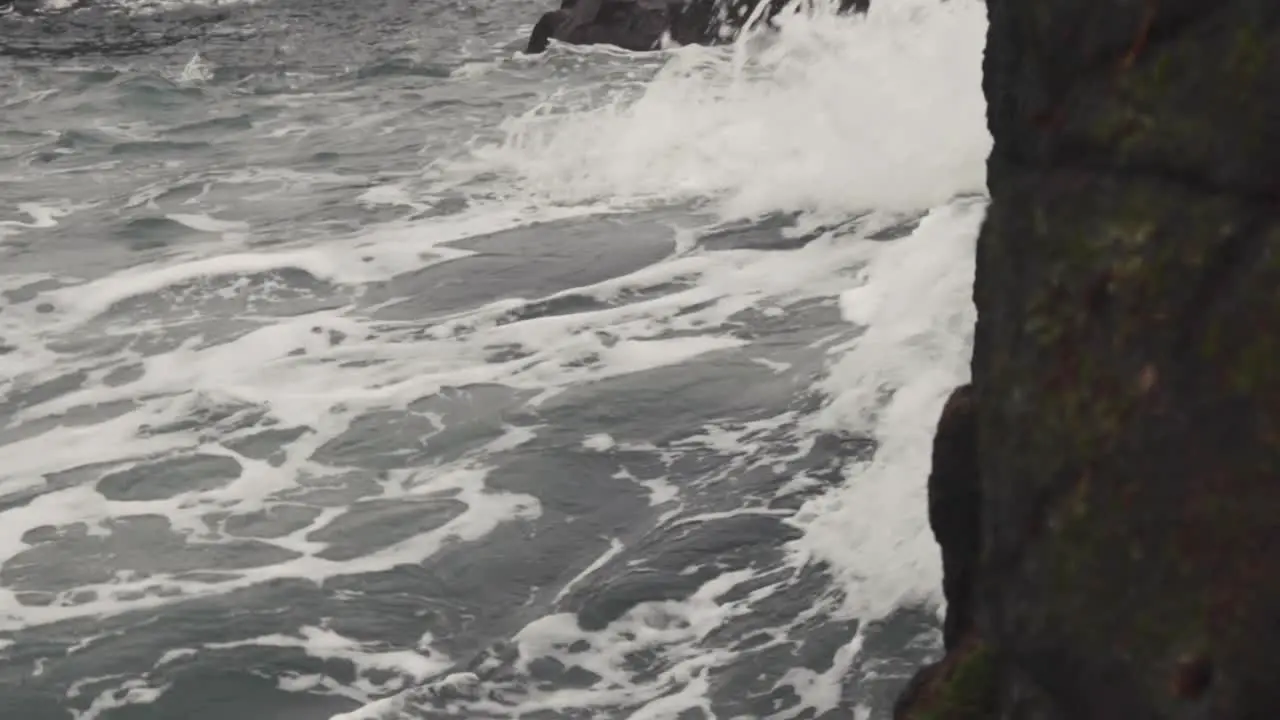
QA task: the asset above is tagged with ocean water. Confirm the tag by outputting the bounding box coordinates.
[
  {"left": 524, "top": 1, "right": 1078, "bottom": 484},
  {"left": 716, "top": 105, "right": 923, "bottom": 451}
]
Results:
[{"left": 0, "top": 0, "right": 990, "bottom": 717}]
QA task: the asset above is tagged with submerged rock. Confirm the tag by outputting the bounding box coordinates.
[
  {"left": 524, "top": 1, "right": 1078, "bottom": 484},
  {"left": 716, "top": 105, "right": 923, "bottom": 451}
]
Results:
[{"left": 898, "top": 1, "right": 1280, "bottom": 719}]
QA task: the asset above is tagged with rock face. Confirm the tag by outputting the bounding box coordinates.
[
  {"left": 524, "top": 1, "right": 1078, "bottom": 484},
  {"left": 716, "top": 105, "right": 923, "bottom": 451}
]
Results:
[
  {"left": 898, "top": 2, "right": 1280, "bottom": 720},
  {"left": 524, "top": 0, "right": 869, "bottom": 54},
  {"left": 689, "top": 0, "right": 869, "bottom": 44},
  {"left": 926, "top": 384, "right": 980, "bottom": 655}
]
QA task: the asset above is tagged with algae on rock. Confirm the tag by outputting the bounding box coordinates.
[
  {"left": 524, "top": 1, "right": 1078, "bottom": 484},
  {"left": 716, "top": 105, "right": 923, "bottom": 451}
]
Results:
[{"left": 895, "top": 1, "right": 1280, "bottom": 718}]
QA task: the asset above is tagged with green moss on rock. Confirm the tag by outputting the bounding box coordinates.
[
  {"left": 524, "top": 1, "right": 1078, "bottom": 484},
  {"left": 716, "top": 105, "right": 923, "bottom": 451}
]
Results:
[
  {"left": 896, "top": 2, "right": 1280, "bottom": 718},
  {"left": 918, "top": 642, "right": 997, "bottom": 720},
  {"left": 968, "top": 1, "right": 1280, "bottom": 717},
  {"left": 899, "top": 639, "right": 998, "bottom": 720}
]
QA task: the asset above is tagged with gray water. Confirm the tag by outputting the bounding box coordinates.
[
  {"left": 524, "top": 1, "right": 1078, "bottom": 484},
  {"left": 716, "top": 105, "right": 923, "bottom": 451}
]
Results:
[{"left": 0, "top": 1, "right": 990, "bottom": 717}]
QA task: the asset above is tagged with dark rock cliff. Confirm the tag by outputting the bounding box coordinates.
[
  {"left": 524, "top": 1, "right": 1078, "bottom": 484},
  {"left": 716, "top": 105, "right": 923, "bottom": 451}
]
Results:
[{"left": 897, "top": 1, "right": 1280, "bottom": 719}]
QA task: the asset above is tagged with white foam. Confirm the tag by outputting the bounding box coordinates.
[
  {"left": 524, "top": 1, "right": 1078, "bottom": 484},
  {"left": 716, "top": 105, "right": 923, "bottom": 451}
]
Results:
[
  {"left": 0, "top": 2, "right": 992, "bottom": 716},
  {"left": 208, "top": 626, "right": 451, "bottom": 684},
  {"left": 0, "top": 201, "right": 87, "bottom": 241},
  {"left": 155, "top": 648, "right": 197, "bottom": 667},
  {"left": 555, "top": 537, "right": 626, "bottom": 603},
  {"left": 355, "top": 184, "right": 433, "bottom": 213},
  {"left": 165, "top": 213, "right": 248, "bottom": 233},
  {"left": 328, "top": 693, "right": 408, "bottom": 720},
  {"left": 790, "top": 198, "right": 982, "bottom": 619},
  {"left": 42, "top": 201, "right": 604, "bottom": 324},
  {"left": 0, "top": 451, "right": 543, "bottom": 631},
  {"left": 777, "top": 627, "right": 865, "bottom": 719},
  {"left": 177, "top": 52, "right": 214, "bottom": 86},
  {"left": 509, "top": 569, "right": 757, "bottom": 714},
  {"left": 74, "top": 679, "right": 169, "bottom": 720},
  {"left": 581, "top": 433, "right": 617, "bottom": 451},
  {"left": 619, "top": 466, "right": 680, "bottom": 509},
  {"left": 475, "top": 0, "right": 990, "bottom": 220}
]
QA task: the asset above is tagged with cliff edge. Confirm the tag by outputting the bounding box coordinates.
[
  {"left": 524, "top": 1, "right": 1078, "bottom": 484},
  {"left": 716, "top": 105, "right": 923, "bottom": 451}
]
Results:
[{"left": 896, "top": 2, "right": 1280, "bottom": 719}]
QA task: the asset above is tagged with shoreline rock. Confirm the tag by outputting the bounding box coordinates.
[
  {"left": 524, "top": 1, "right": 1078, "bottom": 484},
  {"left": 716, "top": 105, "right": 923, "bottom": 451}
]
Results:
[
  {"left": 523, "top": 0, "right": 871, "bottom": 54},
  {"left": 896, "top": 1, "right": 1280, "bottom": 718}
]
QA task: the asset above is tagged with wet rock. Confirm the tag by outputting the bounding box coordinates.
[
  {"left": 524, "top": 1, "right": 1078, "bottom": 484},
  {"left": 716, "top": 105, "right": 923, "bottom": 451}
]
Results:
[
  {"left": 893, "top": 636, "right": 995, "bottom": 720},
  {"left": 926, "top": 385, "right": 978, "bottom": 652},
  {"left": 898, "top": 1, "right": 1280, "bottom": 719},
  {"left": 525, "top": 0, "right": 870, "bottom": 54},
  {"left": 894, "top": 385, "right": 991, "bottom": 720}
]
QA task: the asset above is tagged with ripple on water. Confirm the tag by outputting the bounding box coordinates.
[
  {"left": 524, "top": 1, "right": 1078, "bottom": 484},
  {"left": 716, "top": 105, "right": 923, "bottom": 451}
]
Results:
[
  {"left": 2, "top": 276, "right": 69, "bottom": 303},
  {"left": 207, "top": 504, "right": 325, "bottom": 540},
  {"left": 113, "top": 215, "right": 213, "bottom": 250},
  {"left": 95, "top": 453, "right": 244, "bottom": 502},
  {"left": 280, "top": 471, "right": 385, "bottom": 508},
  {"left": 102, "top": 363, "right": 145, "bottom": 387},
  {"left": 2, "top": 514, "right": 299, "bottom": 598},
  {"left": 94, "top": 267, "right": 343, "bottom": 322},
  {"left": 224, "top": 426, "right": 314, "bottom": 466},
  {"left": 109, "top": 139, "right": 212, "bottom": 156},
  {"left": 565, "top": 514, "right": 805, "bottom": 632},
  {"left": 113, "top": 75, "right": 206, "bottom": 109},
  {"left": 532, "top": 351, "right": 805, "bottom": 444},
  {"left": 52, "top": 128, "right": 113, "bottom": 151},
  {"left": 310, "top": 410, "right": 440, "bottom": 472},
  {"left": 307, "top": 497, "right": 468, "bottom": 562},
  {"left": 0, "top": 369, "right": 89, "bottom": 417},
  {"left": 311, "top": 388, "right": 537, "bottom": 472},
  {"left": 353, "top": 57, "right": 454, "bottom": 80},
  {"left": 69, "top": 68, "right": 123, "bottom": 87},
  {"left": 162, "top": 114, "right": 255, "bottom": 137},
  {"left": 139, "top": 397, "right": 269, "bottom": 438},
  {"left": 362, "top": 215, "right": 676, "bottom": 321}
]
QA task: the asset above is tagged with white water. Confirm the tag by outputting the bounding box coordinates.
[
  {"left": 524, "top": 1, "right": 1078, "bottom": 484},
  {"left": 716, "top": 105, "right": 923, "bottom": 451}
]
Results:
[
  {"left": 487, "top": 0, "right": 989, "bottom": 612},
  {"left": 481, "top": 0, "right": 988, "bottom": 218},
  {"left": 0, "top": 0, "right": 988, "bottom": 716}
]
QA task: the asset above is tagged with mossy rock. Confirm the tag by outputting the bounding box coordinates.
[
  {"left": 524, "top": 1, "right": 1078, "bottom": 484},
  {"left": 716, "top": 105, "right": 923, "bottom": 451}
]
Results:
[
  {"left": 897, "top": 638, "right": 998, "bottom": 720},
  {"left": 971, "top": 0, "right": 1280, "bottom": 718}
]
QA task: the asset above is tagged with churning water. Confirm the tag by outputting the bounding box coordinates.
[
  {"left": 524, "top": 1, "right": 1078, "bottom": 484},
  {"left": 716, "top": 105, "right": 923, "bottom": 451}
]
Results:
[{"left": 0, "top": 0, "right": 990, "bottom": 717}]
